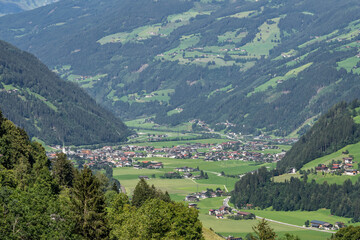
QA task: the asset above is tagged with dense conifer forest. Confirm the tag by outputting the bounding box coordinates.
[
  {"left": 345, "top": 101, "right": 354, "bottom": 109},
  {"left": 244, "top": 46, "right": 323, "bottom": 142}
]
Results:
[
  {"left": 231, "top": 167, "right": 360, "bottom": 222},
  {"left": 0, "top": 40, "right": 130, "bottom": 145},
  {"left": 0, "top": 112, "right": 203, "bottom": 239},
  {"left": 278, "top": 100, "right": 360, "bottom": 173},
  {"left": 231, "top": 102, "right": 360, "bottom": 223}
]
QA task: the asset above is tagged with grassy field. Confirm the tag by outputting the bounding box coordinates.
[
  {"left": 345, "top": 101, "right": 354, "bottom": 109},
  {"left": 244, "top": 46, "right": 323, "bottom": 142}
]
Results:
[
  {"left": 196, "top": 197, "right": 333, "bottom": 239},
  {"left": 118, "top": 89, "right": 175, "bottom": 104},
  {"left": 202, "top": 227, "right": 223, "bottom": 240},
  {"left": 125, "top": 117, "right": 193, "bottom": 132},
  {"left": 337, "top": 56, "right": 360, "bottom": 74},
  {"left": 241, "top": 17, "right": 281, "bottom": 57},
  {"left": 128, "top": 138, "right": 229, "bottom": 148},
  {"left": 113, "top": 157, "right": 275, "bottom": 200},
  {"left": 246, "top": 208, "right": 355, "bottom": 227},
  {"left": 301, "top": 141, "right": 360, "bottom": 170}
]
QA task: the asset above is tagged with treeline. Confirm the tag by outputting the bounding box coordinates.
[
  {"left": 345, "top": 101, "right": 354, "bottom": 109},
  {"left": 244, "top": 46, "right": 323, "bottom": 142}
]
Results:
[
  {"left": 0, "top": 112, "right": 203, "bottom": 239},
  {"left": 231, "top": 167, "right": 360, "bottom": 222},
  {"left": 278, "top": 100, "right": 360, "bottom": 173},
  {"left": 0, "top": 40, "right": 130, "bottom": 145}
]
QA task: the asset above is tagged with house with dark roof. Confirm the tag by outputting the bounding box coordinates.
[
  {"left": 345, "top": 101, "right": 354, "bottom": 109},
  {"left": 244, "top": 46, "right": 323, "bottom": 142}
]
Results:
[{"left": 311, "top": 220, "right": 333, "bottom": 229}]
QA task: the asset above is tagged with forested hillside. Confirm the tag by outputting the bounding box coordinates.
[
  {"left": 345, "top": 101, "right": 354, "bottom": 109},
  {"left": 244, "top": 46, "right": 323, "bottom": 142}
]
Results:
[
  {"left": 0, "top": 0, "right": 58, "bottom": 15},
  {"left": 231, "top": 167, "right": 360, "bottom": 222},
  {"left": 0, "top": 113, "right": 203, "bottom": 239},
  {"left": 1, "top": 0, "right": 360, "bottom": 135},
  {"left": 277, "top": 101, "right": 360, "bottom": 173},
  {"left": 0, "top": 40, "right": 130, "bottom": 145}
]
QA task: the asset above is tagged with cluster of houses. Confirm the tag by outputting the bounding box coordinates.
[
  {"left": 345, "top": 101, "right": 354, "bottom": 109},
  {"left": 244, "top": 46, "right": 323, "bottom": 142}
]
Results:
[
  {"left": 315, "top": 157, "right": 359, "bottom": 176},
  {"left": 204, "top": 150, "right": 283, "bottom": 162},
  {"left": 208, "top": 207, "right": 255, "bottom": 220},
  {"left": 133, "top": 161, "right": 163, "bottom": 169},
  {"left": 48, "top": 138, "right": 288, "bottom": 170},
  {"left": 185, "top": 189, "right": 225, "bottom": 202}
]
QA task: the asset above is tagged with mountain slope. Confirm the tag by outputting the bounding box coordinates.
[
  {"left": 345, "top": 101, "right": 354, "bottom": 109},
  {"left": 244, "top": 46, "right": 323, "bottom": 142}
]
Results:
[
  {"left": 0, "top": 0, "right": 360, "bottom": 135},
  {"left": 0, "top": 0, "right": 58, "bottom": 15},
  {"left": 277, "top": 100, "right": 360, "bottom": 173},
  {"left": 0, "top": 40, "right": 130, "bottom": 145}
]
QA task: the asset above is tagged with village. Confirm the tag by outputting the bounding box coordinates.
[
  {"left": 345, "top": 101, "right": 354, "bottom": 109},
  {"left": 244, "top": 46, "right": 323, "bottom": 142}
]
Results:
[{"left": 47, "top": 140, "right": 288, "bottom": 170}]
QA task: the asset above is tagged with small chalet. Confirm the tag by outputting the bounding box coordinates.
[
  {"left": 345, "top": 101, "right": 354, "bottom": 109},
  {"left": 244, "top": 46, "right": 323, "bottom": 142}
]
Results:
[
  {"left": 343, "top": 157, "right": 353, "bottom": 164},
  {"left": 209, "top": 209, "right": 215, "bottom": 215},
  {"left": 188, "top": 203, "right": 198, "bottom": 208},
  {"left": 237, "top": 211, "right": 252, "bottom": 217},
  {"left": 185, "top": 195, "right": 199, "bottom": 202},
  {"left": 344, "top": 169, "right": 358, "bottom": 175},
  {"left": 216, "top": 214, "right": 224, "bottom": 219},
  {"left": 315, "top": 165, "right": 328, "bottom": 172},
  {"left": 335, "top": 222, "right": 345, "bottom": 229},
  {"left": 331, "top": 164, "right": 340, "bottom": 170}
]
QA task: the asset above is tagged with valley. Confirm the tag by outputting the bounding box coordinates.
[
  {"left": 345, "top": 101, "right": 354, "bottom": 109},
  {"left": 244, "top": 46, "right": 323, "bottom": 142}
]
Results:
[
  {"left": 1, "top": 0, "right": 360, "bottom": 239},
  {"left": 42, "top": 115, "right": 359, "bottom": 239}
]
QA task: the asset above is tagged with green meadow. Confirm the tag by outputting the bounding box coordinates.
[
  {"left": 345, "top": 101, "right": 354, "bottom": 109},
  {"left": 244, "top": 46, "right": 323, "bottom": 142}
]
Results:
[
  {"left": 113, "top": 157, "right": 275, "bottom": 200},
  {"left": 196, "top": 197, "right": 333, "bottom": 239},
  {"left": 246, "top": 208, "right": 355, "bottom": 227}
]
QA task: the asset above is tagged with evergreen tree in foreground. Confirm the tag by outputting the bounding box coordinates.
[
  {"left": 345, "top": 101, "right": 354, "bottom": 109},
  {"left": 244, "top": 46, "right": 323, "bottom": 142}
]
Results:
[{"left": 70, "top": 166, "right": 109, "bottom": 239}]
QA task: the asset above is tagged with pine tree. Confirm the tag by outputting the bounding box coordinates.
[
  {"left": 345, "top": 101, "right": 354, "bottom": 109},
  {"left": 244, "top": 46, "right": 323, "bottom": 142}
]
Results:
[
  {"left": 70, "top": 166, "right": 109, "bottom": 239},
  {"left": 52, "top": 153, "right": 74, "bottom": 188},
  {"left": 251, "top": 219, "right": 277, "bottom": 240},
  {"left": 132, "top": 178, "right": 155, "bottom": 208}
]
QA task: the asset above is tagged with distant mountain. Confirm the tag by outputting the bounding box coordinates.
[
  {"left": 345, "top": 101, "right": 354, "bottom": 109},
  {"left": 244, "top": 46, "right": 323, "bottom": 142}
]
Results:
[
  {"left": 277, "top": 100, "right": 360, "bottom": 173},
  {"left": 0, "top": 40, "right": 130, "bottom": 145},
  {"left": 0, "top": 0, "right": 360, "bottom": 136},
  {"left": 0, "top": 0, "right": 58, "bottom": 15}
]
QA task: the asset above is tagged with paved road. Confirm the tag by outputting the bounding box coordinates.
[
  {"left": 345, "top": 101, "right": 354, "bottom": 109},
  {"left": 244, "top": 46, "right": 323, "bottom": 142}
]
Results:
[
  {"left": 223, "top": 196, "right": 231, "bottom": 207},
  {"left": 226, "top": 197, "right": 335, "bottom": 234},
  {"left": 255, "top": 216, "right": 335, "bottom": 234}
]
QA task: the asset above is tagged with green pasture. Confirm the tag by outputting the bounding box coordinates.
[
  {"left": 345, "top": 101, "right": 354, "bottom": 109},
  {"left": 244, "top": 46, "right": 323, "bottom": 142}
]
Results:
[
  {"left": 208, "top": 85, "right": 233, "bottom": 98},
  {"left": 337, "top": 56, "right": 360, "bottom": 74},
  {"left": 218, "top": 30, "right": 247, "bottom": 43},
  {"left": 117, "top": 89, "right": 174, "bottom": 104},
  {"left": 241, "top": 17, "right": 281, "bottom": 57},
  {"left": 32, "top": 137, "right": 56, "bottom": 152},
  {"left": 128, "top": 138, "right": 228, "bottom": 148},
  {"left": 307, "top": 173, "right": 360, "bottom": 185},
  {"left": 274, "top": 171, "right": 360, "bottom": 185},
  {"left": 125, "top": 117, "right": 193, "bottom": 132},
  {"left": 197, "top": 197, "right": 332, "bottom": 239},
  {"left": 167, "top": 9, "right": 212, "bottom": 23},
  {"left": 2, "top": 83, "right": 17, "bottom": 91},
  {"left": 167, "top": 108, "right": 183, "bottom": 116},
  {"left": 302, "top": 141, "right": 360, "bottom": 170},
  {"left": 26, "top": 88, "right": 57, "bottom": 111},
  {"left": 113, "top": 157, "right": 274, "bottom": 198},
  {"left": 247, "top": 208, "right": 354, "bottom": 227},
  {"left": 227, "top": 10, "right": 255, "bottom": 19},
  {"left": 200, "top": 217, "right": 332, "bottom": 239},
  {"left": 274, "top": 141, "right": 360, "bottom": 184},
  {"left": 287, "top": 115, "right": 318, "bottom": 138},
  {"left": 131, "top": 131, "right": 201, "bottom": 143}
]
